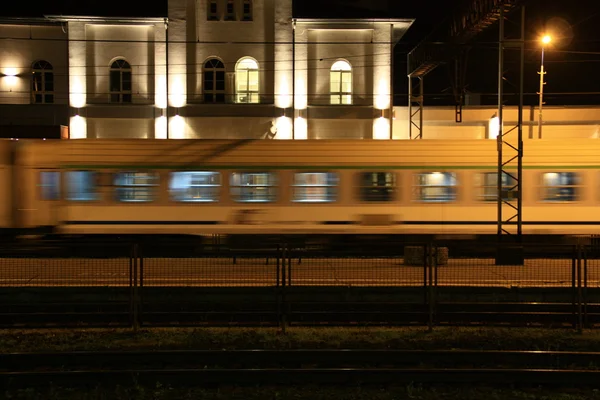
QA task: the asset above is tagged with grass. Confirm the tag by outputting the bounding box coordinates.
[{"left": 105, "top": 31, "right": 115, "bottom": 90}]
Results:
[{"left": 1, "top": 326, "right": 600, "bottom": 353}]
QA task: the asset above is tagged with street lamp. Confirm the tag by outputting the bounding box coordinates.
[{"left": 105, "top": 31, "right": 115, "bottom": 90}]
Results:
[{"left": 538, "top": 34, "right": 551, "bottom": 139}]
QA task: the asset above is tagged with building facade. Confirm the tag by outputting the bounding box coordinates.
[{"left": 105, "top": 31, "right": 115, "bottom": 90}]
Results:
[{"left": 0, "top": 0, "right": 414, "bottom": 140}]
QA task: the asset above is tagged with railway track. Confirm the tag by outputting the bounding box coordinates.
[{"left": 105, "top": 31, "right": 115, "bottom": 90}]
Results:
[{"left": 2, "top": 350, "right": 600, "bottom": 387}]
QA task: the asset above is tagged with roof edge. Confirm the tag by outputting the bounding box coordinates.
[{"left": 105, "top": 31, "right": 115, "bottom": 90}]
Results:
[{"left": 44, "top": 15, "right": 166, "bottom": 24}]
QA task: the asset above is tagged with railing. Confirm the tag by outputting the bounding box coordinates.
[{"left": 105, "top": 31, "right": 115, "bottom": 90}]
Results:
[{"left": 0, "top": 239, "right": 598, "bottom": 330}]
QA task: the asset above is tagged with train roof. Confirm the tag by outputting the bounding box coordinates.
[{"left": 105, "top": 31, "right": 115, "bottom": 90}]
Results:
[{"left": 14, "top": 138, "right": 600, "bottom": 169}]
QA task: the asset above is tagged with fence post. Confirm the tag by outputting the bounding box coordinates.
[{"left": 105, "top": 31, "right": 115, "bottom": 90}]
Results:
[
  {"left": 427, "top": 243, "right": 435, "bottom": 332},
  {"left": 138, "top": 243, "right": 144, "bottom": 328},
  {"left": 577, "top": 243, "right": 583, "bottom": 333},
  {"left": 276, "top": 243, "right": 281, "bottom": 328},
  {"left": 280, "top": 243, "right": 287, "bottom": 333},
  {"left": 571, "top": 245, "right": 577, "bottom": 330},
  {"left": 132, "top": 243, "right": 140, "bottom": 331},
  {"left": 583, "top": 245, "right": 589, "bottom": 329}
]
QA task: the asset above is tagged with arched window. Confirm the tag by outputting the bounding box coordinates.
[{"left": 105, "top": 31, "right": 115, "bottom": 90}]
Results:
[
  {"left": 203, "top": 58, "right": 225, "bottom": 103},
  {"left": 32, "top": 60, "right": 54, "bottom": 104},
  {"left": 109, "top": 59, "right": 132, "bottom": 103},
  {"left": 330, "top": 60, "right": 352, "bottom": 105},
  {"left": 235, "top": 58, "right": 259, "bottom": 104}
]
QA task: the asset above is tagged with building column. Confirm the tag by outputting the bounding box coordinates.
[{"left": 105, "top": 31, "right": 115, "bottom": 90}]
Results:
[
  {"left": 274, "top": 0, "right": 293, "bottom": 139},
  {"left": 68, "top": 22, "right": 87, "bottom": 139},
  {"left": 294, "top": 23, "right": 308, "bottom": 140},
  {"left": 154, "top": 21, "right": 167, "bottom": 139},
  {"left": 372, "top": 24, "right": 392, "bottom": 139}
]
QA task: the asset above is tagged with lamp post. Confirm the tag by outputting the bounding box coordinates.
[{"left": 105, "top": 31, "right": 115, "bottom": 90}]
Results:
[{"left": 538, "top": 34, "right": 551, "bottom": 139}]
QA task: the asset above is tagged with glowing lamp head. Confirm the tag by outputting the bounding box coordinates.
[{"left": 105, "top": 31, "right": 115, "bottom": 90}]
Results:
[{"left": 541, "top": 35, "right": 552, "bottom": 45}]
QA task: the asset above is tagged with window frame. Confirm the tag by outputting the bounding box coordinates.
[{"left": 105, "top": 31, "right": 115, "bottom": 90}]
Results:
[
  {"left": 330, "top": 60, "right": 352, "bottom": 105},
  {"left": 109, "top": 59, "right": 132, "bottom": 104},
  {"left": 203, "top": 58, "right": 226, "bottom": 103},
  {"left": 235, "top": 57, "right": 259, "bottom": 104},
  {"left": 413, "top": 172, "right": 458, "bottom": 203},
  {"left": 31, "top": 60, "right": 54, "bottom": 104},
  {"left": 230, "top": 171, "right": 278, "bottom": 203},
  {"left": 358, "top": 171, "right": 397, "bottom": 202},
  {"left": 291, "top": 171, "right": 339, "bottom": 203},
  {"left": 114, "top": 171, "right": 159, "bottom": 203},
  {"left": 169, "top": 171, "right": 221, "bottom": 203},
  {"left": 540, "top": 171, "right": 581, "bottom": 203}
]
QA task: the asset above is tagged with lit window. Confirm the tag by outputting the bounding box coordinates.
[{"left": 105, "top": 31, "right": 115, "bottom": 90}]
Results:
[
  {"left": 235, "top": 58, "right": 259, "bottom": 104},
  {"left": 414, "top": 172, "right": 457, "bottom": 202},
  {"left": 542, "top": 172, "right": 580, "bottom": 202},
  {"left": 230, "top": 172, "right": 277, "bottom": 202},
  {"left": 109, "top": 59, "right": 132, "bottom": 103},
  {"left": 330, "top": 60, "right": 352, "bottom": 105},
  {"left": 66, "top": 171, "right": 98, "bottom": 201},
  {"left": 114, "top": 172, "right": 158, "bottom": 202},
  {"left": 170, "top": 171, "right": 220, "bottom": 202},
  {"left": 242, "top": 0, "right": 252, "bottom": 21},
  {"left": 203, "top": 58, "right": 226, "bottom": 103},
  {"left": 207, "top": 0, "right": 219, "bottom": 20},
  {"left": 359, "top": 172, "right": 396, "bottom": 202},
  {"left": 477, "top": 172, "right": 518, "bottom": 201},
  {"left": 225, "top": 0, "right": 236, "bottom": 20},
  {"left": 31, "top": 60, "right": 54, "bottom": 104},
  {"left": 39, "top": 171, "right": 60, "bottom": 200},
  {"left": 293, "top": 172, "right": 338, "bottom": 203}
]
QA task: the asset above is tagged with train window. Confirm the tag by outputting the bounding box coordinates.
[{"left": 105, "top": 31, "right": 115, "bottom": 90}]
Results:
[
  {"left": 359, "top": 172, "right": 395, "bottom": 202},
  {"left": 39, "top": 171, "right": 60, "bottom": 200},
  {"left": 414, "top": 172, "right": 457, "bottom": 202},
  {"left": 169, "top": 171, "right": 220, "bottom": 202},
  {"left": 114, "top": 172, "right": 158, "bottom": 203},
  {"left": 476, "top": 172, "right": 517, "bottom": 201},
  {"left": 230, "top": 172, "right": 277, "bottom": 202},
  {"left": 292, "top": 172, "right": 338, "bottom": 203},
  {"left": 542, "top": 172, "right": 580, "bottom": 202},
  {"left": 66, "top": 171, "right": 98, "bottom": 201}
]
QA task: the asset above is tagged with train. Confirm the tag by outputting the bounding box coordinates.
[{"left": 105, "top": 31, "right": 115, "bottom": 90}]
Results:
[{"left": 0, "top": 138, "right": 599, "bottom": 244}]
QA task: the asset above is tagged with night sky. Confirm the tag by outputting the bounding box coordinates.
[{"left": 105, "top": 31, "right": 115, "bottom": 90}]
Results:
[{"left": 1, "top": 0, "right": 598, "bottom": 106}]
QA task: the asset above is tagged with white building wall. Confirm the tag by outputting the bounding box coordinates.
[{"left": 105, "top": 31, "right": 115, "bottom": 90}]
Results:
[
  {"left": 192, "top": 0, "right": 274, "bottom": 104},
  {"left": 306, "top": 29, "right": 372, "bottom": 106},
  {"left": 393, "top": 106, "right": 600, "bottom": 140},
  {"left": 85, "top": 24, "right": 155, "bottom": 105},
  {"left": 87, "top": 117, "right": 153, "bottom": 139},
  {"left": 0, "top": 25, "right": 68, "bottom": 105}
]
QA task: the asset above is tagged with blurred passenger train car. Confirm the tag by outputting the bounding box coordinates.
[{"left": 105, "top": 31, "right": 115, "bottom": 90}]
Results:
[{"left": 2, "top": 138, "right": 600, "bottom": 239}]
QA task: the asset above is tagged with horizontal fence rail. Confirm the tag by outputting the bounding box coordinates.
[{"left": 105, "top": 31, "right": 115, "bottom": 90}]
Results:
[{"left": 0, "top": 238, "right": 599, "bottom": 329}]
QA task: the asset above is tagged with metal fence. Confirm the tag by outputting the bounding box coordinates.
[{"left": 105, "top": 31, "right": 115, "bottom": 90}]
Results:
[{"left": 0, "top": 239, "right": 598, "bottom": 329}]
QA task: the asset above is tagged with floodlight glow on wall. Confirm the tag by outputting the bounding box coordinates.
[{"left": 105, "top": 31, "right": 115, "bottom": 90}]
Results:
[
  {"left": 70, "top": 115, "right": 87, "bottom": 139},
  {"left": 294, "top": 116, "right": 307, "bottom": 140},
  {"left": 373, "top": 116, "right": 390, "bottom": 140},
  {"left": 155, "top": 116, "right": 167, "bottom": 139},
  {"left": 274, "top": 116, "right": 292, "bottom": 140},
  {"left": 1, "top": 68, "right": 20, "bottom": 87},
  {"left": 375, "top": 78, "right": 390, "bottom": 110},
  {"left": 169, "top": 115, "right": 186, "bottom": 139},
  {"left": 489, "top": 114, "right": 500, "bottom": 140}
]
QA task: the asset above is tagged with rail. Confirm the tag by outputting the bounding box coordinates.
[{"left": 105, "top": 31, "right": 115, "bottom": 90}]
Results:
[{"left": 3, "top": 349, "right": 600, "bottom": 387}]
